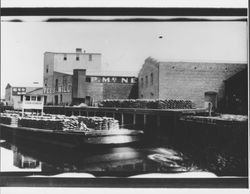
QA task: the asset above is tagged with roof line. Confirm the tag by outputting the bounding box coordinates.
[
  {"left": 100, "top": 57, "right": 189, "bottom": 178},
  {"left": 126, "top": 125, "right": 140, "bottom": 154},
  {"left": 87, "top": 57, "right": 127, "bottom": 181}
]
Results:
[
  {"left": 25, "top": 87, "right": 43, "bottom": 94},
  {"left": 44, "top": 51, "right": 101, "bottom": 55}
]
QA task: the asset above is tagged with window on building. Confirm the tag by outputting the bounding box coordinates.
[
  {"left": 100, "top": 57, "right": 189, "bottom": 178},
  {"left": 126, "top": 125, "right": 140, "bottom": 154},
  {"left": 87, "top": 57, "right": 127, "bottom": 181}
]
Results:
[
  {"left": 63, "top": 54, "right": 67, "bottom": 60},
  {"left": 26, "top": 96, "right": 30, "bottom": 101},
  {"left": 37, "top": 96, "right": 41, "bottom": 101},
  {"left": 76, "top": 55, "right": 79, "bottom": 61},
  {"left": 44, "top": 79, "right": 48, "bottom": 87},
  {"left": 20, "top": 95, "right": 23, "bottom": 102},
  {"left": 68, "top": 85, "right": 72, "bottom": 92},
  {"left": 55, "top": 79, "right": 58, "bottom": 92},
  {"left": 150, "top": 73, "right": 153, "bottom": 85},
  {"left": 46, "top": 65, "right": 49, "bottom": 73},
  {"left": 63, "top": 77, "right": 67, "bottom": 85},
  {"left": 31, "top": 96, "right": 36, "bottom": 101},
  {"left": 89, "top": 54, "right": 92, "bottom": 61},
  {"left": 86, "top": 77, "right": 91, "bottom": 82},
  {"left": 145, "top": 76, "right": 148, "bottom": 87},
  {"left": 63, "top": 77, "right": 67, "bottom": 92},
  {"left": 141, "top": 78, "right": 143, "bottom": 88},
  {"left": 60, "top": 94, "right": 63, "bottom": 103}
]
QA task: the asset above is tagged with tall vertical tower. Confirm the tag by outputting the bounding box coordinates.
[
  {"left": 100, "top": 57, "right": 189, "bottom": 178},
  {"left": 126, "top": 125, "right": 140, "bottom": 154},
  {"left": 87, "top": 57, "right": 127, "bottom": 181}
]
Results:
[{"left": 43, "top": 48, "right": 102, "bottom": 104}]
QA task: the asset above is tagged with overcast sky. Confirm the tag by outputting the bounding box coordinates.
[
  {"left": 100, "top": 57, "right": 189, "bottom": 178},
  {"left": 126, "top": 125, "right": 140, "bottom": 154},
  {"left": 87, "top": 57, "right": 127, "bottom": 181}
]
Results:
[{"left": 1, "top": 21, "right": 247, "bottom": 98}]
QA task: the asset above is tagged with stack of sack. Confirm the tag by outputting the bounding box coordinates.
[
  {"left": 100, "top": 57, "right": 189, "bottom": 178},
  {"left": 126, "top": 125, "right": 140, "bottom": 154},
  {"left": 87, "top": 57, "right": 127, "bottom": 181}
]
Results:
[{"left": 98, "top": 99, "right": 193, "bottom": 109}]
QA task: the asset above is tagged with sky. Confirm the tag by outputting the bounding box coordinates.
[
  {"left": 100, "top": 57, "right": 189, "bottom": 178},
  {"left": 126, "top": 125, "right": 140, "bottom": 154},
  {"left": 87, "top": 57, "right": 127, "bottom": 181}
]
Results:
[{"left": 1, "top": 20, "right": 248, "bottom": 98}]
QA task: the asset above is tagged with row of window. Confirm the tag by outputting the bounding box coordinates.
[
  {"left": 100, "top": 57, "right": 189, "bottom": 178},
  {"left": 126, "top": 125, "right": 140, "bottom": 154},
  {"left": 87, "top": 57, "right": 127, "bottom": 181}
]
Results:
[
  {"left": 63, "top": 54, "right": 92, "bottom": 61},
  {"left": 44, "top": 77, "right": 69, "bottom": 87},
  {"left": 140, "top": 72, "right": 153, "bottom": 88},
  {"left": 21, "top": 96, "right": 42, "bottom": 102},
  {"left": 45, "top": 55, "right": 93, "bottom": 74}
]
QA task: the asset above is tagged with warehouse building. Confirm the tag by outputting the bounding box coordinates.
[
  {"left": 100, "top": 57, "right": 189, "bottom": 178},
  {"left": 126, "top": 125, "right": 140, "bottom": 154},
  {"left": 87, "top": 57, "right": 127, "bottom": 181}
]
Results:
[
  {"left": 138, "top": 57, "right": 247, "bottom": 109},
  {"left": 224, "top": 68, "right": 248, "bottom": 115},
  {"left": 43, "top": 49, "right": 137, "bottom": 105}
]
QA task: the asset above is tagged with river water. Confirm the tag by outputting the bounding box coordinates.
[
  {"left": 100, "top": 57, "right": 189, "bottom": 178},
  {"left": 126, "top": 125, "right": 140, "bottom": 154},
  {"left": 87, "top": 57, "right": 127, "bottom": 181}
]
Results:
[
  {"left": 0, "top": 135, "right": 247, "bottom": 178},
  {"left": 0, "top": 137, "right": 210, "bottom": 177}
]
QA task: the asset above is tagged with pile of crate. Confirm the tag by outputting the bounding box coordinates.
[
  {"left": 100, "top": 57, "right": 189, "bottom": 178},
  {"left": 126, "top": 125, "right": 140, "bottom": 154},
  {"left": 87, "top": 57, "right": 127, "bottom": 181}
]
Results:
[{"left": 98, "top": 99, "right": 193, "bottom": 109}]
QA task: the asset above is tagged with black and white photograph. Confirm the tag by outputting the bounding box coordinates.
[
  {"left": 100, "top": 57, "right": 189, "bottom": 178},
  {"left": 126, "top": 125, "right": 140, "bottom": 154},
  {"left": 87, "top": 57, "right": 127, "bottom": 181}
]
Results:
[{"left": 0, "top": 0, "right": 249, "bottom": 191}]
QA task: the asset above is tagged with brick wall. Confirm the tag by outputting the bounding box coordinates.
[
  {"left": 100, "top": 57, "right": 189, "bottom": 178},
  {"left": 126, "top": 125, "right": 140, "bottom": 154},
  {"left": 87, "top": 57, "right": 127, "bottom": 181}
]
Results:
[
  {"left": 44, "top": 52, "right": 54, "bottom": 76},
  {"left": 85, "top": 82, "right": 104, "bottom": 102},
  {"left": 158, "top": 62, "right": 247, "bottom": 108},
  {"left": 138, "top": 58, "right": 159, "bottom": 99},
  {"left": 103, "top": 83, "right": 137, "bottom": 99},
  {"left": 53, "top": 53, "right": 102, "bottom": 74},
  {"left": 44, "top": 71, "right": 72, "bottom": 105}
]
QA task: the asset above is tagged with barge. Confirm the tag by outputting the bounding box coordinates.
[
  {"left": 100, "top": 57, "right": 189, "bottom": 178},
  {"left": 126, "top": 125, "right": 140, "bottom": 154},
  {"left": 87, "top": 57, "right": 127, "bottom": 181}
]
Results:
[
  {"left": 0, "top": 113, "right": 144, "bottom": 147},
  {"left": 0, "top": 123, "right": 144, "bottom": 147}
]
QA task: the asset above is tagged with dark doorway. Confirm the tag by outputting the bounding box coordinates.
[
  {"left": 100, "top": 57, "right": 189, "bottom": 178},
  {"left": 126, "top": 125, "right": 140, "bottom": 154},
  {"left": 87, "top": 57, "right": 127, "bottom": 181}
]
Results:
[
  {"left": 44, "top": 96, "right": 47, "bottom": 105},
  {"left": 54, "top": 95, "right": 58, "bottom": 105},
  {"left": 85, "top": 96, "right": 91, "bottom": 106},
  {"left": 60, "top": 94, "right": 63, "bottom": 104}
]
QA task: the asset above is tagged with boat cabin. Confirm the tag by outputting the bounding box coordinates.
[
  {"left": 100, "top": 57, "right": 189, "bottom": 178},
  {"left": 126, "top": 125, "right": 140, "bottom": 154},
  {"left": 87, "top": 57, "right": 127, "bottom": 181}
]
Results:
[{"left": 20, "top": 88, "right": 44, "bottom": 116}]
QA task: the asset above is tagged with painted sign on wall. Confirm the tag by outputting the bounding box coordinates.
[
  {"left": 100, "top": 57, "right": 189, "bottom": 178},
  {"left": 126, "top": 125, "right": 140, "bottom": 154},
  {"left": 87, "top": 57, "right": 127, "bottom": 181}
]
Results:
[
  {"left": 88, "top": 76, "right": 137, "bottom": 84},
  {"left": 22, "top": 100, "right": 44, "bottom": 110},
  {"left": 43, "top": 85, "right": 72, "bottom": 94},
  {"left": 12, "top": 87, "right": 26, "bottom": 96}
]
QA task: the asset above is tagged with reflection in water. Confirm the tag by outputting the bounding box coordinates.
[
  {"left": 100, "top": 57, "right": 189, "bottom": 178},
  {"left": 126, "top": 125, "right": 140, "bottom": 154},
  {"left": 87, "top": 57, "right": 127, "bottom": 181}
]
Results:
[
  {"left": 0, "top": 139, "right": 200, "bottom": 176},
  {"left": 12, "top": 145, "right": 40, "bottom": 169},
  {"left": 1, "top": 135, "right": 247, "bottom": 177},
  {"left": 0, "top": 141, "right": 42, "bottom": 172}
]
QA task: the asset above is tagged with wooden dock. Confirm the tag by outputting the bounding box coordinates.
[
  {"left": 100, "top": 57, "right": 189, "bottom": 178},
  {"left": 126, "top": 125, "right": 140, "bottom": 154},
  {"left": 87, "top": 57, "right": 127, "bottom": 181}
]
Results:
[
  {"left": 43, "top": 106, "right": 208, "bottom": 133},
  {"left": 179, "top": 115, "right": 247, "bottom": 128}
]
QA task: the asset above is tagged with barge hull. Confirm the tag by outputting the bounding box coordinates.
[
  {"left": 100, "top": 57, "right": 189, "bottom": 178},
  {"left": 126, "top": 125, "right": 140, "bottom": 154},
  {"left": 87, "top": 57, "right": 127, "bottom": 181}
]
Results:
[{"left": 0, "top": 124, "right": 143, "bottom": 148}]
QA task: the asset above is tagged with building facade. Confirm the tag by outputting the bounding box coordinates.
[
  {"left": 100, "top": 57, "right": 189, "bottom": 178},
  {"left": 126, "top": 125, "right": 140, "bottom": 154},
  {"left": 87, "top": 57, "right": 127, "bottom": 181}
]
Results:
[
  {"left": 5, "top": 84, "right": 43, "bottom": 110},
  {"left": 224, "top": 68, "right": 248, "bottom": 115},
  {"left": 43, "top": 49, "right": 137, "bottom": 105},
  {"left": 138, "top": 57, "right": 247, "bottom": 109}
]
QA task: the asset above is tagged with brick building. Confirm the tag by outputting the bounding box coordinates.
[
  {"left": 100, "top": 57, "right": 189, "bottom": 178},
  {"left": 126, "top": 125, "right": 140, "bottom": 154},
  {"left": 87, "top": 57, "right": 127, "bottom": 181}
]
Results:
[
  {"left": 43, "top": 49, "right": 137, "bottom": 105},
  {"left": 138, "top": 57, "right": 247, "bottom": 109},
  {"left": 224, "top": 68, "right": 248, "bottom": 114}
]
